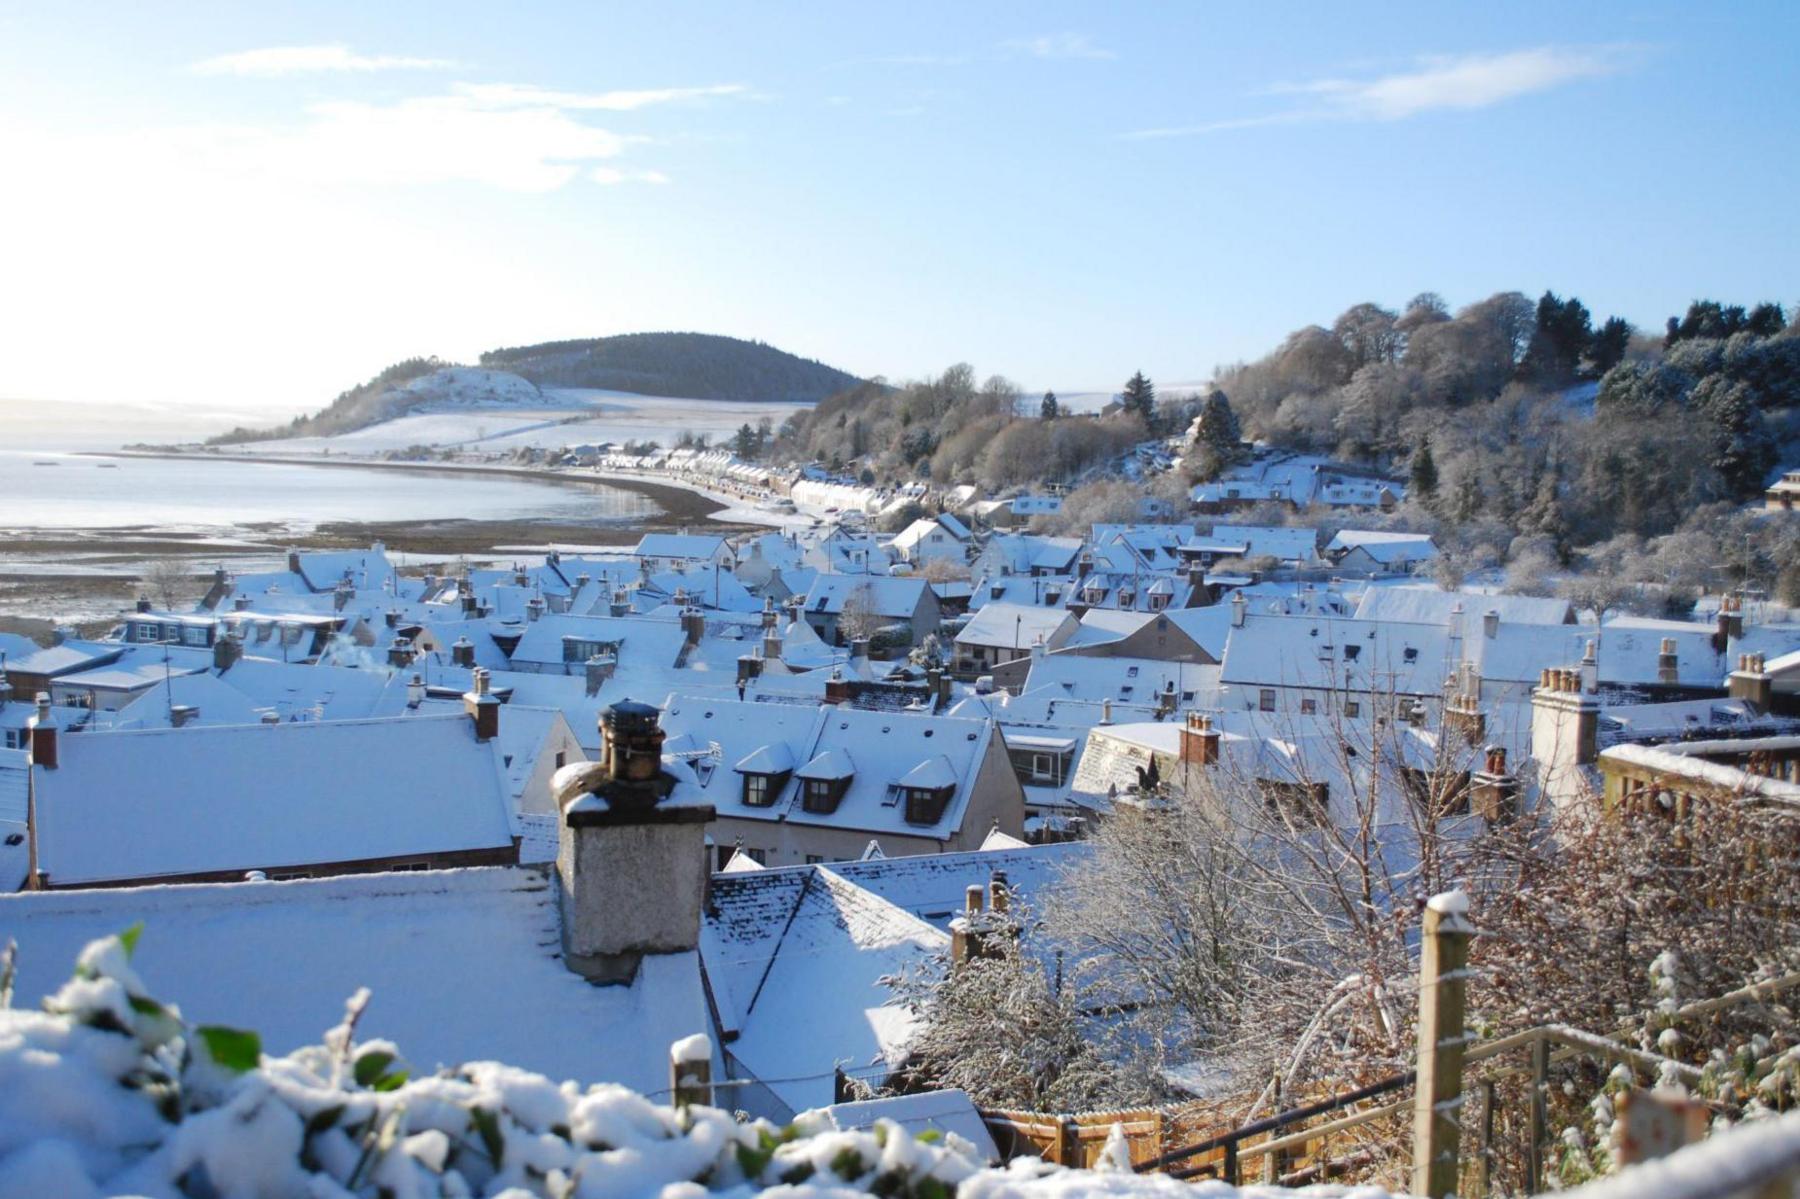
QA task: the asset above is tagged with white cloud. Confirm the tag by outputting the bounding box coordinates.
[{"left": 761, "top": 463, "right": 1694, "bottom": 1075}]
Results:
[
  {"left": 1125, "top": 44, "right": 1633, "bottom": 139},
  {"left": 1003, "top": 33, "right": 1116, "bottom": 61},
  {"left": 451, "top": 82, "right": 747, "bottom": 111},
  {"left": 192, "top": 45, "right": 455, "bottom": 76},
  {"left": 591, "top": 166, "right": 670, "bottom": 185}
]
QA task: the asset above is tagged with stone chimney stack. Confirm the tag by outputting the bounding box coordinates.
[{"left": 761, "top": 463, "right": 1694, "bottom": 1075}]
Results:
[
  {"left": 736, "top": 652, "right": 763, "bottom": 687},
  {"left": 1531, "top": 666, "right": 1600, "bottom": 808},
  {"left": 461, "top": 586, "right": 480, "bottom": 617},
  {"left": 1100, "top": 698, "right": 1113, "bottom": 726},
  {"left": 463, "top": 668, "right": 500, "bottom": 742},
  {"left": 761, "top": 596, "right": 778, "bottom": 632},
  {"left": 1657, "top": 637, "right": 1680, "bottom": 686},
  {"left": 387, "top": 638, "right": 413, "bottom": 669},
  {"left": 585, "top": 651, "right": 616, "bottom": 698},
  {"left": 233, "top": 595, "right": 252, "bottom": 612},
  {"left": 170, "top": 704, "right": 199, "bottom": 729},
  {"left": 1579, "top": 639, "right": 1599, "bottom": 695},
  {"left": 1445, "top": 690, "right": 1486, "bottom": 745},
  {"left": 213, "top": 628, "right": 243, "bottom": 673},
  {"left": 1178, "top": 711, "right": 1220, "bottom": 766},
  {"left": 27, "top": 694, "right": 57, "bottom": 770},
  {"left": 1727, "top": 653, "right": 1773, "bottom": 710},
  {"left": 135, "top": 596, "right": 152, "bottom": 614},
  {"left": 681, "top": 607, "right": 706, "bottom": 648},
  {"left": 762, "top": 625, "right": 784, "bottom": 663},
  {"left": 526, "top": 597, "right": 546, "bottom": 623},
  {"left": 823, "top": 665, "right": 852, "bottom": 706},
  {"left": 553, "top": 700, "right": 714, "bottom": 984},
  {"left": 1713, "top": 594, "right": 1745, "bottom": 653},
  {"left": 1483, "top": 609, "right": 1500, "bottom": 639},
  {"left": 850, "top": 636, "right": 872, "bottom": 666},
  {"left": 1230, "top": 590, "right": 1247, "bottom": 628},
  {"left": 451, "top": 636, "right": 476, "bottom": 669},
  {"left": 610, "top": 588, "right": 631, "bottom": 619},
  {"left": 1471, "top": 745, "right": 1520, "bottom": 824}
]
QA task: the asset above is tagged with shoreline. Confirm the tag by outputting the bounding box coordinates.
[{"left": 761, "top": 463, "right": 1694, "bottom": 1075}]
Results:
[{"left": 89, "top": 448, "right": 730, "bottom": 526}]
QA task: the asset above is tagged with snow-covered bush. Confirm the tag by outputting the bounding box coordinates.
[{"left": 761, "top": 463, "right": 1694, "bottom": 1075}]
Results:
[{"left": 0, "top": 929, "right": 1268, "bottom": 1198}]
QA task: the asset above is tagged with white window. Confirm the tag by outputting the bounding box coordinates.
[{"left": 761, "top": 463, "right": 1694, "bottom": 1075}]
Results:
[{"left": 1031, "top": 753, "right": 1055, "bottom": 781}]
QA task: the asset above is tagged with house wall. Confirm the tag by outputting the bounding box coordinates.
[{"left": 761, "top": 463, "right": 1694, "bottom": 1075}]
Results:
[
  {"left": 1065, "top": 614, "right": 1214, "bottom": 664},
  {"left": 35, "top": 842, "right": 521, "bottom": 891}
]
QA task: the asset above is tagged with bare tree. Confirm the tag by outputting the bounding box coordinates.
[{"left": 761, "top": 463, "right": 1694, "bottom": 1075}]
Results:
[
  {"left": 837, "top": 582, "right": 881, "bottom": 643},
  {"left": 140, "top": 558, "right": 194, "bottom": 611}
]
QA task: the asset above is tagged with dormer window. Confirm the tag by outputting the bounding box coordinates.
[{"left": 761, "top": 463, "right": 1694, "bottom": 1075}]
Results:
[
  {"left": 734, "top": 742, "right": 796, "bottom": 809},
  {"left": 795, "top": 747, "right": 856, "bottom": 816},
  {"left": 895, "top": 755, "right": 957, "bottom": 826},
  {"left": 743, "top": 772, "right": 785, "bottom": 807}
]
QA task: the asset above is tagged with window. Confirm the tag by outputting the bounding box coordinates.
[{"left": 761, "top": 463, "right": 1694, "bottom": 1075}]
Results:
[
  {"left": 802, "top": 776, "right": 848, "bottom": 814},
  {"left": 903, "top": 784, "right": 955, "bottom": 826},
  {"left": 1403, "top": 646, "right": 1418, "bottom": 663},
  {"left": 1259, "top": 689, "right": 1277, "bottom": 712},
  {"left": 1031, "top": 753, "right": 1055, "bottom": 782},
  {"left": 745, "top": 774, "right": 774, "bottom": 807},
  {"left": 1258, "top": 779, "right": 1330, "bottom": 827},
  {"left": 805, "top": 854, "right": 824, "bottom": 865},
  {"left": 1342, "top": 643, "right": 1361, "bottom": 661},
  {"left": 1344, "top": 700, "right": 1361, "bottom": 719},
  {"left": 1402, "top": 767, "right": 1471, "bottom": 818},
  {"left": 181, "top": 625, "right": 209, "bottom": 648},
  {"left": 554, "top": 752, "right": 566, "bottom": 770},
  {"left": 1300, "top": 697, "right": 1317, "bottom": 715}
]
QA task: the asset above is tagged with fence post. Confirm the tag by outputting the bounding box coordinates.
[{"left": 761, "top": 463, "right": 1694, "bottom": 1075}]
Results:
[
  {"left": 1411, "top": 890, "right": 1474, "bottom": 1199},
  {"left": 1614, "top": 1089, "right": 1708, "bottom": 1166},
  {"left": 1527, "top": 1033, "right": 1548, "bottom": 1193},
  {"left": 670, "top": 1033, "right": 713, "bottom": 1109},
  {"left": 1477, "top": 1080, "right": 1496, "bottom": 1198}
]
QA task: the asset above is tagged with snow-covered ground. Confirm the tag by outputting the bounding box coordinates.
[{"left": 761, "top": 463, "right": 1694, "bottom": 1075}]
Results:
[{"left": 240, "top": 388, "right": 814, "bottom": 456}]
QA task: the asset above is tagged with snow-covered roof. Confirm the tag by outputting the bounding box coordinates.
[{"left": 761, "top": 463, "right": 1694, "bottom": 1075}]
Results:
[
  {"left": 896, "top": 755, "right": 957, "bottom": 790},
  {"left": 1207, "top": 524, "right": 1321, "bottom": 564},
  {"left": 735, "top": 742, "right": 797, "bottom": 775},
  {"left": 0, "top": 867, "right": 708, "bottom": 1095},
  {"left": 634, "top": 532, "right": 729, "bottom": 560},
  {"left": 1353, "top": 586, "right": 1574, "bottom": 627},
  {"left": 797, "top": 747, "right": 857, "bottom": 780},
  {"left": 801, "top": 574, "right": 930, "bottom": 618},
  {"left": 1219, "top": 612, "right": 1451, "bottom": 697},
  {"left": 31, "top": 714, "right": 515, "bottom": 886},
  {"left": 954, "top": 602, "right": 1076, "bottom": 650}
]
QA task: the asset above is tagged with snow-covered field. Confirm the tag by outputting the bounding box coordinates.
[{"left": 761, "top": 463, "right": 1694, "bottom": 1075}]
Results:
[{"left": 241, "top": 389, "right": 814, "bottom": 456}]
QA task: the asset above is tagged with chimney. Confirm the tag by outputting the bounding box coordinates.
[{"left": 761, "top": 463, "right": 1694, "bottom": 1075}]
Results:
[
  {"left": 1657, "top": 637, "right": 1680, "bottom": 686},
  {"left": 1713, "top": 594, "right": 1745, "bottom": 653},
  {"left": 233, "top": 595, "right": 252, "bottom": 612},
  {"left": 681, "top": 607, "right": 706, "bottom": 648},
  {"left": 926, "top": 667, "right": 945, "bottom": 712},
  {"left": 1406, "top": 698, "right": 1429, "bottom": 727},
  {"left": 170, "top": 704, "right": 199, "bottom": 729},
  {"left": 135, "top": 595, "right": 152, "bottom": 614},
  {"left": 575, "top": 573, "right": 591, "bottom": 590},
  {"left": 1483, "top": 609, "right": 1499, "bottom": 639},
  {"left": 849, "top": 636, "right": 871, "bottom": 668},
  {"left": 1156, "top": 678, "right": 1178, "bottom": 717},
  {"left": 1230, "top": 590, "right": 1247, "bottom": 628},
  {"left": 334, "top": 581, "right": 353, "bottom": 613},
  {"left": 387, "top": 638, "right": 414, "bottom": 669},
  {"left": 213, "top": 629, "right": 243, "bottom": 673},
  {"left": 1445, "top": 690, "right": 1486, "bottom": 745},
  {"left": 1531, "top": 665, "right": 1600, "bottom": 808},
  {"left": 1471, "top": 745, "right": 1520, "bottom": 825},
  {"left": 261, "top": 710, "right": 281, "bottom": 725},
  {"left": 514, "top": 567, "right": 530, "bottom": 588},
  {"left": 761, "top": 596, "right": 778, "bottom": 631},
  {"left": 553, "top": 700, "right": 714, "bottom": 984},
  {"left": 610, "top": 588, "right": 631, "bottom": 619},
  {"left": 824, "top": 666, "right": 852, "bottom": 706},
  {"left": 1100, "top": 698, "right": 1113, "bottom": 725},
  {"left": 585, "top": 651, "right": 616, "bottom": 698},
  {"left": 949, "top": 884, "right": 986, "bottom": 967},
  {"left": 385, "top": 610, "right": 400, "bottom": 628},
  {"left": 526, "top": 597, "right": 546, "bottom": 623},
  {"left": 1178, "top": 711, "right": 1219, "bottom": 766},
  {"left": 406, "top": 672, "right": 426, "bottom": 709},
  {"left": 27, "top": 694, "right": 57, "bottom": 770},
  {"left": 1727, "top": 653, "right": 1773, "bottom": 709},
  {"left": 736, "top": 653, "right": 763, "bottom": 686},
  {"left": 762, "top": 626, "right": 783, "bottom": 663},
  {"left": 463, "top": 668, "right": 500, "bottom": 742},
  {"left": 450, "top": 636, "right": 476, "bottom": 668},
  {"left": 1580, "top": 639, "right": 1599, "bottom": 695}
]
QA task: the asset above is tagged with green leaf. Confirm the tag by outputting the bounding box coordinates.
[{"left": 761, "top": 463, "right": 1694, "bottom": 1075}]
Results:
[
  {"left": 469, "top": 1107, "right": 504, "bottom": 1166},
  {"left": 916, "top": 1178, "right": 952, "bottom": 1199},
  {"left": 915, "top": 1128, "right": 943, "bottom": 1144},
  {"left": 371, "top": 1069, "right": 408, "bottom": 1093},
  {"left": 305, "top": 1105, "right": 346, "bottom": 1137},
  {"left": 128, "top": 995, "right": 168, "bottom": 1018},
  {"left": 829, "top": 1147, "right": 866, "bottom": 1179},
  {"left": 196, "top": 1025, "right": 262, "bottom": 1074},
  {"left": 779, "top": 1162, "right": 816, "bottom": 1185},
  {"left": 118, "top": 923, "right": 144, "bottom": 959},
  {"left": 736, "top": 1142, "right": 773, "bottom": 1178},
  {"left": 353, "top": 1050, "right": 396, "bottom": 1087}
]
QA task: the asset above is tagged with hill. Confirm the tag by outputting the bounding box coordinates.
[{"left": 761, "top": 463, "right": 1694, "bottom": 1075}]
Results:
[
  {"left": 479, "top": 332, "right": 860, "bottom": 403},
  {"left": 209, "top": 333, "right": 862, "bottom": 445}
]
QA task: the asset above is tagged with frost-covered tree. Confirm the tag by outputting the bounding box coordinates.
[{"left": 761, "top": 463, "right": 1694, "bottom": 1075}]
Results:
[
  {"left": 1189, "top": 390, "right": 1246, "bottom": 480},
  {"left": 1120, "top": 371, "right": 1155, "bottom": 428}
]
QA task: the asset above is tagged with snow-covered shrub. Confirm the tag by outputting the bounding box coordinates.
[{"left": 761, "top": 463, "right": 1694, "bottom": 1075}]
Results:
[{"left": 0, "top": 930, "right": 1274, "bottom": 1198}]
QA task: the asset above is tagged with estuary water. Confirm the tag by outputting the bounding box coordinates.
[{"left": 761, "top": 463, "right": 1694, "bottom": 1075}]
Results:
[{"left": 0, "top": 451, "right": 658, "bottom": 532}]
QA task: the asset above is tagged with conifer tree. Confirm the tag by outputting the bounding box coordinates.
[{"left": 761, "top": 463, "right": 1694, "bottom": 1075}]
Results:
[
  {"left": 1040, "top": 390, "right": 1060, "bottom": 420},
  {"left": 1121, "top": 371, "right": 1156, "bottom": 428},
  {"left": 1409, "top": 439, "right": 1439, "bottom": 502}
]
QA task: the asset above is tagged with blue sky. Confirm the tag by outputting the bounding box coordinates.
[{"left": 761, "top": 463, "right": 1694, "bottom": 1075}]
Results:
[{"left": 1, "top": 2, "right": 1796, "bottom": 418}]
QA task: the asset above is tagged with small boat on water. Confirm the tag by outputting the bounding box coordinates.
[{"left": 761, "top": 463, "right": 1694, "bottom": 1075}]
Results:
[{"left": 33, "top": 460, "right": 59, "bottom": 466}]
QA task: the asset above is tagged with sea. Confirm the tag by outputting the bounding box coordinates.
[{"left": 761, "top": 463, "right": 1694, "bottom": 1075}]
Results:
[{"left": 0, "top": 450, "right": 657, "bottom": 532}]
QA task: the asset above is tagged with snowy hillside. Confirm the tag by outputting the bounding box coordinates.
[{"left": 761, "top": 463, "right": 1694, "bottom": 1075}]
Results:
[{"left": 391, "top": 366, "right": 548, "bottom": 411}]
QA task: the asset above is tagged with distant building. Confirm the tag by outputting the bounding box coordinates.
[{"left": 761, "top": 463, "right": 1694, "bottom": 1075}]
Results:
[{"left": 1767, "top": 469, "right": 1800, "bottom": 511}]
